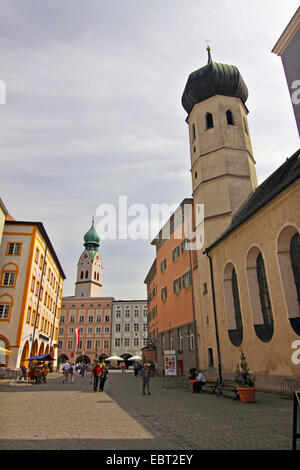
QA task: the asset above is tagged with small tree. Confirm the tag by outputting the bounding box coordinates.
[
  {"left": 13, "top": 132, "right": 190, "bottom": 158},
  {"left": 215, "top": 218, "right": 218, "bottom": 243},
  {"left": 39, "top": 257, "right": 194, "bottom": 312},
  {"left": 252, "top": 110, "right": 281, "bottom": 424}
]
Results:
[{"left": 235, "top": 351, "right": 255, "bottom": 387}]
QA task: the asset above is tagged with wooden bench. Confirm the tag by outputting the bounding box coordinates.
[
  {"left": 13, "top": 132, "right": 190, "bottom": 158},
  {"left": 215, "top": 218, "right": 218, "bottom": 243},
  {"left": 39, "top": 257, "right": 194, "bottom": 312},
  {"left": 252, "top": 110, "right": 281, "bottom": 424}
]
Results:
[
  {"left": 192, "top": 377, "right": 240, "bottom": 399},
  {"left": 200, "top": 377, "right": 219, "bottom": 394},
  {"left": 217, "top": 379, "right": 240, "bottom": 399}
]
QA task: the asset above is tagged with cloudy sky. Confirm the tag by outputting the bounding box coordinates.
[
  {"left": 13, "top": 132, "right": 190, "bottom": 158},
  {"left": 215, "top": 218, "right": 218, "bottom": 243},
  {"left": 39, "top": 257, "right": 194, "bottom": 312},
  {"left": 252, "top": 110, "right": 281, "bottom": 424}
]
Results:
[{"left": 1, "top": 0, "right": 299, "bottom": 300}]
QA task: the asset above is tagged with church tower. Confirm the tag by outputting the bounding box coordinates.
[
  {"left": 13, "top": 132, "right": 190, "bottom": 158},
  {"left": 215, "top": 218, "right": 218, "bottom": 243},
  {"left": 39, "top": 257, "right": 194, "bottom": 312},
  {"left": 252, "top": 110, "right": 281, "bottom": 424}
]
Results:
[
  {"left": 75, "top": 219, "right": 103, "bottom": 298},
  {"left": 181, "top": 47, "right": 258, "bottom": 370},
  {"left": 182, "top": 46, "right": 258, "bottom": 247}
]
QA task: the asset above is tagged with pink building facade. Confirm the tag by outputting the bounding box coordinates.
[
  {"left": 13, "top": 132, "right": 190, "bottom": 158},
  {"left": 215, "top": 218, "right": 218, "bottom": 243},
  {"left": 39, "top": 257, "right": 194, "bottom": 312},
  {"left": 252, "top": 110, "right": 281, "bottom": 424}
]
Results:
[{"left": 58, "top": 296, "right": 114, "bottom": 364}]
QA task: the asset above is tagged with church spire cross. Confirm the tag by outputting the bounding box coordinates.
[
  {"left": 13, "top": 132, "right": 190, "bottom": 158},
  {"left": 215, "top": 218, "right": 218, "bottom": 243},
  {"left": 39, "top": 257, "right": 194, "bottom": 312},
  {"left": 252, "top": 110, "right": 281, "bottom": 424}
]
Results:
[{"left": 205, "top": 39, "right": 212, "bottom": 63}]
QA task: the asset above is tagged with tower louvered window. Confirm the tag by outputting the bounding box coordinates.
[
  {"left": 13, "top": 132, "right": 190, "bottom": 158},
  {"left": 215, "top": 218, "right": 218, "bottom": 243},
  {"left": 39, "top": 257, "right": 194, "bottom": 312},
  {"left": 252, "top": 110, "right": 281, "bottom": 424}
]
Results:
[
  {"left": 226, "top": 109, "right": 234, "bottom": 125},
  {"left": 206, "top": 112, "right": 214, "bottom": 129}
]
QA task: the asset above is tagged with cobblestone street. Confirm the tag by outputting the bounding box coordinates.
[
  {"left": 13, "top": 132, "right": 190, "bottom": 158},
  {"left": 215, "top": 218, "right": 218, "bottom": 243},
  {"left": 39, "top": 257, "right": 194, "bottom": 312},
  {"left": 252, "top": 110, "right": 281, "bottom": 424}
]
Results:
[{"left": 0, "top": 370, "right": 298, "bottom": 452}]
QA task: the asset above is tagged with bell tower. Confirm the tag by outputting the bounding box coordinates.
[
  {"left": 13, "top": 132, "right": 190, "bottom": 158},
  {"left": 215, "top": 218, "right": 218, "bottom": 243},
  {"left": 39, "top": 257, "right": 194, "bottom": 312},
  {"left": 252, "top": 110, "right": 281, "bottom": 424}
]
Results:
[
  {"left": 75, "top": 218, "right": 103, "bottom": 298},
  {"left": 182, "top": 47, "right": 258, "bottom": 370},
  {"left": 182, "top": 46, "right": 258, "bottom": 247}
]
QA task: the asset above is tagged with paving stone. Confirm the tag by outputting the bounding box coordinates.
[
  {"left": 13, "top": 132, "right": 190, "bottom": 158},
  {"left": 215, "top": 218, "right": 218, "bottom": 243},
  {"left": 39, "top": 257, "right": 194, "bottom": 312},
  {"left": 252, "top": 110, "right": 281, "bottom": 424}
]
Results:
[{"left": 0, "top": 370, "right": 298, "bottom": 450}]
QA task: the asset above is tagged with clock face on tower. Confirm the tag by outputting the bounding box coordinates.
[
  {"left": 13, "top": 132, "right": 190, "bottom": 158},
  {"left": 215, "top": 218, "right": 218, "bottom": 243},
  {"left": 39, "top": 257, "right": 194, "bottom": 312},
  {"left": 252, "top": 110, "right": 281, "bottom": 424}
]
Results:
[{"left": 83, "top": 254, "right": 88, "bottom": 259}]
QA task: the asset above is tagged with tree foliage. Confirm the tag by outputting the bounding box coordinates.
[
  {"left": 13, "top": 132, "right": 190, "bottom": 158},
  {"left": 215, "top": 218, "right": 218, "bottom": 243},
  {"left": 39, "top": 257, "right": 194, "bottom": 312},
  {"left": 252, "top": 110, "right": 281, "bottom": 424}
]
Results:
[{"left": 235, "top": 351, "right": 255, "bottom": 387}]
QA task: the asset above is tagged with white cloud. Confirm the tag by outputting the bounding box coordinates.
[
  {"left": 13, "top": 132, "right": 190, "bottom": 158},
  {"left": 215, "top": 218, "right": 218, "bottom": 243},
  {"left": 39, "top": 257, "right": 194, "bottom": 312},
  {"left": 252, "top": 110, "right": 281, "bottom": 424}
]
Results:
[{"left": 1, "top": 0, "right": 299, "bottom": 298}]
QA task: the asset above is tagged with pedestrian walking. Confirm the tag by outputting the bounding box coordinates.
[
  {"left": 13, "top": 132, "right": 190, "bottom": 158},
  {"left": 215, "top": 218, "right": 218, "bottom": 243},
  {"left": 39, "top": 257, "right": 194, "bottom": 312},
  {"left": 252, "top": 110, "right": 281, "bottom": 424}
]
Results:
[
  {"left": 140, "top": 363, "right": 151, "bottom": 395},
  {"left": 133, "top": 362, "right": 140, "bottom": 377},
  {"left": 99, "top": 363, "right": 109, "bottom": 392},
  {"left": 62, "top": 360, "right": 71, "bottom": 384},
  {"left": 70, "top": 363, "right": 75, "bottom": 383},
  {"left": 18, "top": 365, "right": 27, "bottom": 382},
  {"left": 80, "top": 362, "right": 86, "bottom": 377},
  {"left": 90, "top": 362, "right": 102, "bottom": 392},
  {"left": 42, "top": 362, "right": 49, "bottom": 383}
]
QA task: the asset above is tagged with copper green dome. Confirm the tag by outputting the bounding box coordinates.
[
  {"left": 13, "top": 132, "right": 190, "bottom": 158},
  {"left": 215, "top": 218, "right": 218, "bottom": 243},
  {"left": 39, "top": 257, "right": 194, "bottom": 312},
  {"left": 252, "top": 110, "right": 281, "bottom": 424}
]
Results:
[
  {"left": 83, "top": 218, "right": 100, "bottom": 254},
  {"left": 182, "top": 47, "right": 249, "bottom": 114}
]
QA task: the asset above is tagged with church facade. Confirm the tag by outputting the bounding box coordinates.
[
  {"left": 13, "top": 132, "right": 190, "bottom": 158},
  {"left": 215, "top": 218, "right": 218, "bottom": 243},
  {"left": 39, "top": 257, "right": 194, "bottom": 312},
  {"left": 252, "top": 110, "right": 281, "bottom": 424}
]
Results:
[
  {"left": 205, "top": 150, "right": 300, "bottom": 390},
  {"left": 145, "top": 45, "right": 300, "bottom": 392}
]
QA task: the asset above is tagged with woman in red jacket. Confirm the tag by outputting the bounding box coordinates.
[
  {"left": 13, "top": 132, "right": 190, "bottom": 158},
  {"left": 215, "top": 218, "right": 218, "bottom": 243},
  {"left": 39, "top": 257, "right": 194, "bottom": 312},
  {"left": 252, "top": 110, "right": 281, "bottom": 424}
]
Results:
[{"left": 91, "top": 362, "right": 102, "bottom": 392}]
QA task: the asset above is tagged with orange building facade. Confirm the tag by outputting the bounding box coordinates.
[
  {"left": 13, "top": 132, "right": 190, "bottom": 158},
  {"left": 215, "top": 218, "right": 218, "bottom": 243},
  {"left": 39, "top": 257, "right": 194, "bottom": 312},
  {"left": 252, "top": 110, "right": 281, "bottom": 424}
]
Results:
[{"left": 145, "top": 199, "right": 198, "bottom": 376}]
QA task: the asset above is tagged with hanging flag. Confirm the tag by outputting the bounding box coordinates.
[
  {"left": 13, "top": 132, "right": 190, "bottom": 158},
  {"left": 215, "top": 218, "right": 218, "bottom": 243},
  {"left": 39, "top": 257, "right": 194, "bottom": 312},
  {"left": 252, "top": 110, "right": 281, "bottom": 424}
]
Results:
[{"left": 75, "top": 328, "right": 80, "bottom": 346}]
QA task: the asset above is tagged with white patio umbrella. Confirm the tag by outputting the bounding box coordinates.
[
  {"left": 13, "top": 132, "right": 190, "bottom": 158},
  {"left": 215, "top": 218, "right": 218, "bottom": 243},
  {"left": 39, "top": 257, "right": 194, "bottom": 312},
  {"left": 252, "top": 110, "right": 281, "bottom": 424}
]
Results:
[
  {"left": 127, "top": 355, "right": 142, "bottom": 361},
  {"left": 106, "top": 355, "right": 123, "bottom": 361}
]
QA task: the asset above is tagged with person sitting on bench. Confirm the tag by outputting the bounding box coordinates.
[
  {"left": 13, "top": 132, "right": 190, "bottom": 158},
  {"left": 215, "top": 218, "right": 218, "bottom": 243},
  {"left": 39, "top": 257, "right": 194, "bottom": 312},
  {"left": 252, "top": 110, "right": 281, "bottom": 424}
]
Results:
[{"left": 193, "top": 370, "right": 206, "bottom": 393}]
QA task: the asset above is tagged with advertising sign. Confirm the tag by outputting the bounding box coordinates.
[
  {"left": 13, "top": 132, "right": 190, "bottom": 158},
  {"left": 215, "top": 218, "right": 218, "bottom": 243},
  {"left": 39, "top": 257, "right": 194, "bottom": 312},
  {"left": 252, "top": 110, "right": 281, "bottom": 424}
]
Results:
[{"left": 164, "top": 350, "right": 176, "bottom": 376}]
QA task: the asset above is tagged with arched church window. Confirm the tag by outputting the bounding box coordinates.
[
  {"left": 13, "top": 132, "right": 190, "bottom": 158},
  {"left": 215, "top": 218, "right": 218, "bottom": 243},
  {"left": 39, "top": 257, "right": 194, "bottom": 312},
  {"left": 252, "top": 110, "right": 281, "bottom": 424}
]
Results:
[
  {"left": 223, "top": 263, "right": 243, "bottom": 346},
  {"left": 226, "top": 109, "right": 234, "bottom": 125},
  {"left": 206, "top": 112, "right": 214, "bottom": 130},
  {"left": 257, "top": 253, "right": 273, "bottom": 328},
  {"left": 80, "top": 271, "right": 84, "bottom": 279},
  {"left": 246, "top": 247, "right": 273, "bottom": 342},
  {"left": 97, "top": 273, "right": 99, "bottom": 281},
  {"left": 85, "top": 271, "right": 88, "bottom": 279},
  {"left": 290, "top": 233, "right": 300, "bottom": 306},
  {"left": 278, "top": 227, "right": 300, "bottom": 335}
]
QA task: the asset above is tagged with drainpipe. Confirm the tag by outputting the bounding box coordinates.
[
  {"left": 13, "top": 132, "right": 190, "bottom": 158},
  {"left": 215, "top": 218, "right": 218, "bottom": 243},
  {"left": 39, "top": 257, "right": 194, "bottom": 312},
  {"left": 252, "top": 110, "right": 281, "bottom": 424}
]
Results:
[
  {"left": 186, "top": 204, "right": 199, "bottom": 370},
  {"left": 188, "top": 243, "right": 199, "bottom": 370},
  {"left": 204, "top": 248, "right": 223, "bottom": 385}
]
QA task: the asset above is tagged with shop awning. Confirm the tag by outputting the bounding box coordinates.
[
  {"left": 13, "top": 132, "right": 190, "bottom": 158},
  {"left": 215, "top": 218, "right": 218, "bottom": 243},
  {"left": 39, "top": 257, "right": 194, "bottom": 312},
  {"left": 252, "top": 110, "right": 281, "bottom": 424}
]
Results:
[{"left": 27, "top": 354, "right": 54, "bottom": 361}]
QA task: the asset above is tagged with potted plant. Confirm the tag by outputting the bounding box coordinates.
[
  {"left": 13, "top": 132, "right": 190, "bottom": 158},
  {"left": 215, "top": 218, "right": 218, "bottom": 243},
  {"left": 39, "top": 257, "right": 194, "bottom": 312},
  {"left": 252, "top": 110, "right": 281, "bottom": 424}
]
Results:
[
  {"left": 189, "top": 368, "right": 197, "bottom": 390},
  {"left": 234, "top": 351, "right": 256, "bottom": 403},
  {"left": 149, "top": 361, "right": 156, "bottom": 377}
]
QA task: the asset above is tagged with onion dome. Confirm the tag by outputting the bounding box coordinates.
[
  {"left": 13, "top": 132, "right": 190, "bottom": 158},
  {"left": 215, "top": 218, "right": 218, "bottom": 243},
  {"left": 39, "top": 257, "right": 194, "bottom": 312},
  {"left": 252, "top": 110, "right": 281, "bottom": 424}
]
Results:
[
  {"left": 83, "top": 217, "right": 100, "bottom": 259},
  {"left": 182, "top": 46, "right": 249, "bottom": 114}
]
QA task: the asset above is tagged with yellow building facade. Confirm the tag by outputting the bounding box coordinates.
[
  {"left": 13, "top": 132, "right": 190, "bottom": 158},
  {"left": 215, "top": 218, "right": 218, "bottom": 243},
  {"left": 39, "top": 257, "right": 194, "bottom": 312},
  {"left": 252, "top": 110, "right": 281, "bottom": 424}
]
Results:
[{"left": 0, "top": 220, "right": 65, "bottom": 368}]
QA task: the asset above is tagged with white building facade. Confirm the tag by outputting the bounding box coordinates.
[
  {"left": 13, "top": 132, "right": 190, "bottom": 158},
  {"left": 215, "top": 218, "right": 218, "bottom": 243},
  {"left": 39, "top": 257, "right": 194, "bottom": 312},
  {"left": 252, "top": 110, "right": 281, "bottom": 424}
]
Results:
[{"left": 111, "top": 300, "right": 148, "bottom": 359}]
